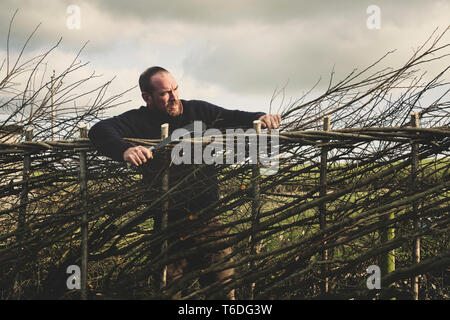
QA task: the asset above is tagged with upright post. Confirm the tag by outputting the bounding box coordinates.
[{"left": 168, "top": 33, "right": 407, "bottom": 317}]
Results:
[
  {"left": 249, "top": 119, "right": 261, "bottom": 299},
  {"left": 18, "top": 128, "right": 33, "bottom": 243},
  {"left": 380, "top": 216, "right": 395, "bottom": 296},
  {"left": 15, "top": 127, "right": 33, "bottom": 299},
  {"left": 319, "top": 116, "right": 330, "bottom": 294},
  {"left": 78, "top": 124, "right": 89, "bottom": 300},
  {"left": 381, "top": 145, "right": 396, "bottom": 296},
  {"left": 160, "top": 123, "right": 170, "bottom": 290},
  {"left": 51, "top": 70, "right": 55, "bottom": 141},
  {"left": 411, "top": 112, "right": 421, "bottom": 300}
]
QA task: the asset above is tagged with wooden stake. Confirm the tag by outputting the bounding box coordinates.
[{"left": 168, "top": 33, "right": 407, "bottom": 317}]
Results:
[
  {"left": 51, "top": 71, "right": 55, "bottom": 141},
  {"left": 15, "top": 127, "right": 33, "bottom": 299},
  {"left": 411, "top": 112, "right": 420, "bottom": 300},
  {"left": 79, "top": 123, "right": 89, "bottom": 300},
  {"left": 320, "top": 116, "right": 330, "bottom": 294},
  {"left": 160, "top": 123, "right": 169, "bottom": 290},
  {"left": 249, "top": 119, "right": 261, "bottom": 299},
  {"left": 18, "top": 128, "right": 33, "bottom": 242}
]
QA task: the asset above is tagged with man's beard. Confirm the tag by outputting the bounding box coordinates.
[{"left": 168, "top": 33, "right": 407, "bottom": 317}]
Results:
[{"left": 166, "top": 100, "right": 181, "bottom": 116}]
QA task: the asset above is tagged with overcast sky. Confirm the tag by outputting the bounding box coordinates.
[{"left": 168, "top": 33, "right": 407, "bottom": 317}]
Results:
[{"left": 1, "top": 0, "right": 449, "bottom": 116}]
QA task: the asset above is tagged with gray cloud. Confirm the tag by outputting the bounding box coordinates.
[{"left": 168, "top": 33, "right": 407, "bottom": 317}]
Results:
[
  {"left": 1, "top": 0, "right": 449, "bottom": 112},
  {"left": 90, "top": 0, "right": 428, "bottom": 26},
  {"left": 180, "top": 1, "right": 450, "bottom": 95}
]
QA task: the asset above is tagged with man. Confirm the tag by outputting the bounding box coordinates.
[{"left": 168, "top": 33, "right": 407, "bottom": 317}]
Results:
[{"left": 88, "top": 66, "right": 281, "bottom": 299}]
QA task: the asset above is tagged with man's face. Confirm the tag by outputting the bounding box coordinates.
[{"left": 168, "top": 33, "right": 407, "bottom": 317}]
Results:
[{"left": 143, "top": 72, "right": 182, "bottom": 117}]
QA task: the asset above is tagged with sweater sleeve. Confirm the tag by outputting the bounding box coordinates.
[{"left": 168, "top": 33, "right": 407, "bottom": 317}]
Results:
[
  {"left": 194, "top": 100, "right": 266, "bottom": 128},
  {"left": 88, "top": 111, "right": 137, "bottom": 162}
]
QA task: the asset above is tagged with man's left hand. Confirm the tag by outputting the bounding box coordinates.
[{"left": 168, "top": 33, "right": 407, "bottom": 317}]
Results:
[{"left": 258, "top": 114, "right": 282, "bottom": 132}]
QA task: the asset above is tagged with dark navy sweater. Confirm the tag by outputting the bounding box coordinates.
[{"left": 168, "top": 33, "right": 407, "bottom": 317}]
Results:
[
  {"left": 88, "top": 100, "right": 265, "bottom": 212},
  {"left": 88, "top": 99, "right": 265, "bottom": 162}
]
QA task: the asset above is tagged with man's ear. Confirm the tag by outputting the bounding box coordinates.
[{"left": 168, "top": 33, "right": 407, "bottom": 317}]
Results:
[{"left": 142, "top": 92, "right": 152, "bottom": 106}]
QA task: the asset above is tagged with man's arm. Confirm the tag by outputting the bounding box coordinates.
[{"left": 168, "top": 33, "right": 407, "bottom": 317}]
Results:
[
  {"left": 88, "top": 118, "right": 132, "bottom": 162},
  {"left": 88, "top": 110, "right": 152, "bottom": 165},
  {"left": 194, "top": 100, "right": 281, "bottom": 129}
]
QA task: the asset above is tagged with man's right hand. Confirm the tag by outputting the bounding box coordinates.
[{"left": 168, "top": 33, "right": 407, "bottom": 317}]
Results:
[{"left": 123, "top": 146, "right": 153, "bottom": 166}]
